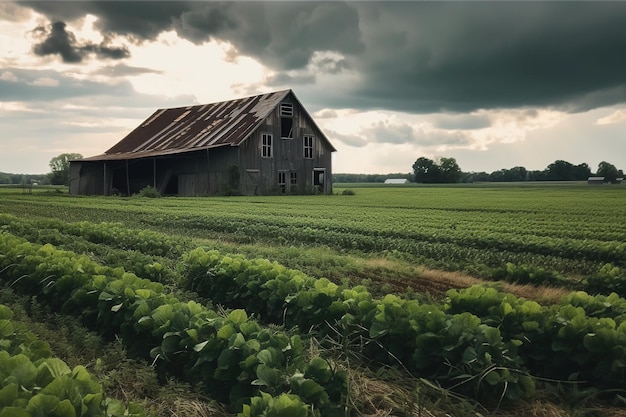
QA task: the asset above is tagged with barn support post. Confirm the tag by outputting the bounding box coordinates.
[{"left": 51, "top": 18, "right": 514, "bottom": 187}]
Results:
[
  {"left": 237, "top": 147, "right": 242, "bottom": 195},
  {"left": 103, "top": 163, "right": 107, "bottom": 196},
  {"left": 126, "top": 160, "right": 130, "bottom": 196},
  {"left": 153, "top": 158, "right": 157, "bottom": 188},
  {"left": 206, "top": 149, "right": 210, "bottom": 193}
]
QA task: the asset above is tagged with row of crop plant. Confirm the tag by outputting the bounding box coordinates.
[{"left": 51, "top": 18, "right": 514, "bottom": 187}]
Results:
[
  {"left": 0, "top": 303, "right": 143, "bottom": 416},
  {"left": 181, "top": 248, "right": 626, "bottom": 402},
  {"left": 3, "top": 213, "right": 626, "bottom": 297},
  {"left": 2, "top": 214, "right": 626, "bottom": 409},
  {"left": 138, "top": 211, "right": 622, "bottom": 281},
  {"left": 2, "top": 187, "right": 625, "bottom": 278},
  {"left": 0, "top": 214, "right": 187, "bottom": 285},
  {"left": 0, "top": 232, "right": 347, "bottom": 417},
  {"left": 3, "top": 211, "right": 624, "bottom": 394}
]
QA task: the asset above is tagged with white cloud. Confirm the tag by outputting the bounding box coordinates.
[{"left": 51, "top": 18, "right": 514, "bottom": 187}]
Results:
[
  {"left": 314, "top": 109, "right": 338, "bottom": 119},
  {"left": 0, "top": 71, "right": 18, "bottom": 82},
  {"left": 0, "top": 101, "right": 37, "bottom": 112},
  {"left": 596, "top": 109, "right": 626, "bottom": 125},
  {"left": 30, "top": 77, "right": 59, "bottom": 87},
  {"left": 323, "top": 106, "right": 577, "bottom": 173}
]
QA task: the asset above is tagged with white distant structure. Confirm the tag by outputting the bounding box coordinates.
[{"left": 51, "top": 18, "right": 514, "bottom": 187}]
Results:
[{"left": 384, "top": 178, "right": 409, "bottom": 184}]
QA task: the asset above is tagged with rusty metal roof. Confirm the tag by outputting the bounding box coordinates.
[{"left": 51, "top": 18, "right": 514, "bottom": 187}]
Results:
[{"left": 83, "top": 89, "right": 297, "bottom": 161}]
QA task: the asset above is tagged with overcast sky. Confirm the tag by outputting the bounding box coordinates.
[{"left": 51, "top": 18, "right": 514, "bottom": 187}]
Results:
[{"left": 2, "top": 1, "right": 626, "bottom": 175}]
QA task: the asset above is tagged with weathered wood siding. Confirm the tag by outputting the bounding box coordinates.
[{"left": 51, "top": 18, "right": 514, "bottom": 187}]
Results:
[
  {"left": 238, "top": 94, "right": 334, "bottom": 195},
  {"left": 71, "top": 91, "right": 334, "bottom": 196},
  {"left": 69, "top": 161, "right": 106, "bottom": 195},
  {"left": 178, "top": 147, "right": 239, "bottom": 196}
]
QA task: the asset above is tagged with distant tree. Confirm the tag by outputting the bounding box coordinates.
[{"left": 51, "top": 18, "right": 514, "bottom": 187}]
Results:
[
  {"left": 438, "top": 157, "right": 462, "bottom": 183},
  {"left": 596, "top": 161, "right": 620, "bottom": 182},
  {"left": 573, "top": 163, "right": 591, "bottom": 180},
  {"left": 545, "top": 160, "right": 576, "bottom": 181},
  {"left": 462, "top": 171, "right": 490, "bottom": 183},
  {"left": 542, "top": 160, "right": 591, "bottom": 181},
  {"left": 528, "top": 170, "right": 548, "bottom": 181},
  {"left": 508, "top": 166, "right": 528, "bottom": 182},
  {"left": 413, "top": 157, "right": 437, "bottom": 183},
  {"left": 48, "top": 153, "right": 82, "bottom": 185},
  {"left": 488, "top": 166, "right": 528, "bottom": 182},
  {"left": 413, "top": 157, "right": 432, "bottom": 182},
  {"left": 412, "top": 157, "right": 462, "bottom": 183}
]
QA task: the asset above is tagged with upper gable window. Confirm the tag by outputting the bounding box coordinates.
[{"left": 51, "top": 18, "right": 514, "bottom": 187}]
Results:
[
  {"left": 280, "top": 102, "right": 293, "bottom": 139},
  {"left": 280, "top": 103, "right": 293, "bottom": 117}
]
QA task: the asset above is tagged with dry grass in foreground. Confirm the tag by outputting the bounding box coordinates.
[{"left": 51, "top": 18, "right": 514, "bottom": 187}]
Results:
[{"left": 358, "top": 257, "right": 571, "bottom": 304}]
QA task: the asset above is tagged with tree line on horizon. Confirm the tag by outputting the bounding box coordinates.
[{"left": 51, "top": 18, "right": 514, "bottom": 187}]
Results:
[
  {"left": 334, "top": 158, "right": 624, "bottom": 184},
  {"left": 2, "top": 154, "right": 622, "bottom": 186},
  {"left": 0, "top": 153, "right": 82, "bottom": 186}
]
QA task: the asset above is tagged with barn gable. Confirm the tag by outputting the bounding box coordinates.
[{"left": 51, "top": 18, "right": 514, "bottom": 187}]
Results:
[{"left": 70, "top": 90, "right": 336, "bottom": 196}]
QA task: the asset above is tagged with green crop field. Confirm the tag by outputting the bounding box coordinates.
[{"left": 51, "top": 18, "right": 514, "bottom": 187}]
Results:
[{"left": 1, "top": 183, "right": 625, "bottom": 416}]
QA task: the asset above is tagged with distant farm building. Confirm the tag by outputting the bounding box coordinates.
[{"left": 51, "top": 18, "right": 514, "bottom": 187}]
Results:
[
  {"left": 587, "top": 177, "right": 605, "bottom": 185},
  {"left": 69, "top": 90, "right": 335, "bottom": 196},
  {"left": 384, "top": 178, "right": 409, "bottom": 184}
]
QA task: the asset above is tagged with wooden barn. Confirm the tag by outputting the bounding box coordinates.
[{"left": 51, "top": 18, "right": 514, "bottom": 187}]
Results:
[{"left": 69, "top": 89, "right": 335, "bottom": 196}]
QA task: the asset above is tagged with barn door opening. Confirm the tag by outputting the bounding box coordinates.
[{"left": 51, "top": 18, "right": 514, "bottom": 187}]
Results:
[
  {"left": 313, "top": 168, "right": 325, "bottom": 193},
  {"left": 246, "top": 169, "right": 260, "bottom": 195},
  {"left": 163, "top": 175, "right": 178, "bottom": 195}
]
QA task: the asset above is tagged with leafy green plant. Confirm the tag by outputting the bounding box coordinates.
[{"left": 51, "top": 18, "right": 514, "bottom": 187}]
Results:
[
  {"left": 0, "top": 233, "right": 346, "bottom": 415},
  {"left": 0, "top": 303, "right": 144, "bottom": 417},
  {"left": 136, "top": 186, "right": 161, "bottom": 198},
  {"left": 181, "top": 248, "right": 534, "bottom": 401}
]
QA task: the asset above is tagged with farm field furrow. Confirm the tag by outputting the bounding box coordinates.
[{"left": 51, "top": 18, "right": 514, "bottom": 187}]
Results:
[
  {"left": 2, "top": 183, "right": 626, "bottom": 416},
  {"left": 1, "top": 185, "right": 625, "bottom": 289}
]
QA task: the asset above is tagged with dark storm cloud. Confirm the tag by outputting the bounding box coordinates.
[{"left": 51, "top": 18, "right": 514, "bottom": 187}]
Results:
[
  {"left": 18, "top": 1, "right": 626, "bottom": 113},
  {"left": 312, "top": 55, "right": 350, "bottom": 75},
  {"left": 23, "top": 1, "right": 363, "bottom": 69},
  {"left": 32, "top": 21, "right": 129, "bottom": 63},
  {"left": 174, "top": 2, "right": 364, "bottom": 70},
  {"left": 265, "top": 72, "right": 316, "bottom": 87},
  {"left": 22, "top": 1, "right": 190, "bottom": 40},
  {"left": 345, "top": 2, "right": 626, "bottom": 113},
  {"left": 32, "top": 21, "right": 82, "bottom": 62}
]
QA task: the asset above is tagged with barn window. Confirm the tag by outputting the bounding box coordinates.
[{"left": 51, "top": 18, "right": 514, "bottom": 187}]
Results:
[
  {"left": 290, "top": 172, "right": 297, "bottom": 192},
  {"left": 303, "top": 135, "right": 314, "bottom": 159},
  {"left": 280, "top": 103, "right": 293, "bottom": 139},
  {"left": 261, "top": 133, "right": 273, "bottom": 158},
  {"left": 281, "top": 117, "right": 293, "bottom": 139},
  {"left": 313, "top": 168, "right": 325, "bottom": 193},
  {"left": 278, "top": 171, "right": 287, "bottom": 193},
  {"left": 280, "top": 103, "right": 293, "bottom": 116}
]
